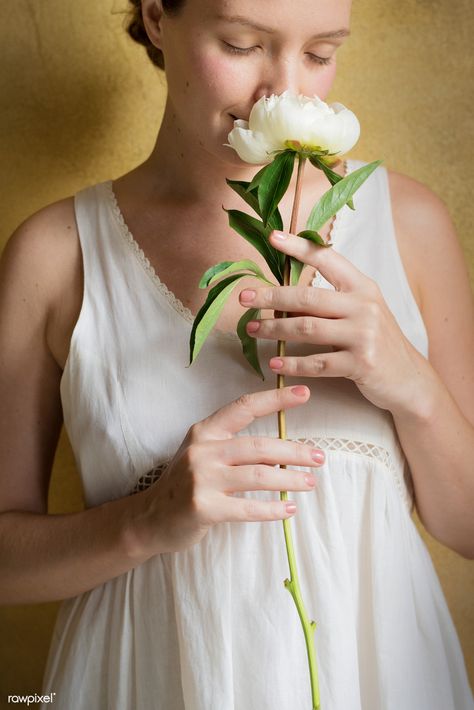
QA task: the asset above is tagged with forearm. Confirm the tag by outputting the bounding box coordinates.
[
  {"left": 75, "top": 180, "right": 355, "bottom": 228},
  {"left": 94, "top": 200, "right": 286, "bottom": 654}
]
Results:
[
  {"left": 392, "top": 361, "right": 474, "bottom": 558},
  {"left": 0, "top": 491, "right": 157, "bottom": 605}
]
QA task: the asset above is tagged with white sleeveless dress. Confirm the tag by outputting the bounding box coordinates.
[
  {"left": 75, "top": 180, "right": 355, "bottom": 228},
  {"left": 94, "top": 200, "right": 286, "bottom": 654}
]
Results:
[{"left": 41, "top": 160, "right": 474, "bottom": 710}]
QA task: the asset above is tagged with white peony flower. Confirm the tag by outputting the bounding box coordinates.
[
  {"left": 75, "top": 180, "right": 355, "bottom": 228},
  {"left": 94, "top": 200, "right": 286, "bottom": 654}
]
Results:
[{"left": 227, "top": 90, "right": 360, "bottom": 165}]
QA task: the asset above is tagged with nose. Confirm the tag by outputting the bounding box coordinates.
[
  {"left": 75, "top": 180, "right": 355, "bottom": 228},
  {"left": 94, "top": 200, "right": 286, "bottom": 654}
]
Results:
[{"left": 253, "top": 52, "right": 303, "bottom": 101}]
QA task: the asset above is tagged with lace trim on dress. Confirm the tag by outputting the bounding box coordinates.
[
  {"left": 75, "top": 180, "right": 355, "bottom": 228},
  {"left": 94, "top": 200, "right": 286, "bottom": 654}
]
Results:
[
  {"left": 294, "top": 435, "right": 414, "bottom": 510},
  {"left": 129, "top": 462, "right": 169, "bottom": 495},
  {"left": 105, "top": 181, "right": 239, "bottom": 341},
  {"left": 105, "top": 159, "right": 349, "bottom": 340},
  {"left": 129, "top": 432, "right": 414, "bottom": 511}
]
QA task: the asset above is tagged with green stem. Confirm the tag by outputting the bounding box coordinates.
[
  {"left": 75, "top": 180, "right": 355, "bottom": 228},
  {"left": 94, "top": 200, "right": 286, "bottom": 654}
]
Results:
[{"left": 276, "top": 153, "right": 321, "bottom": 710}]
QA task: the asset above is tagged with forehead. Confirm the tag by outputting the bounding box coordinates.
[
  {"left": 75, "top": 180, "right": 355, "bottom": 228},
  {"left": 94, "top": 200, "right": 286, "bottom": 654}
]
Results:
[{"left": 185, "top": 0, "right": 352, "bottom": 35}]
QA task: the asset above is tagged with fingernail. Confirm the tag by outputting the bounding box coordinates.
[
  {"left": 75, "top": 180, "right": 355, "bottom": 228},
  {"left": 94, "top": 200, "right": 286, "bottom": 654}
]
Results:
[
  {"left": 273, "top": 231, "right": 288, "bottom": 241},
  {"left": 247, "top": 321, "right": 260, "bottom": 333},
  {"left": 305, "top": 474, "right": 316, "bottom": 487},
  {"left": 291, "top": 385, "right": 308, "bottom": 397},
  {"left": 240, "top": 289, "right": 256, "bottom": 303},
  {"left": 270, "top": 357, "right": 284, "bottom": 370},
  {"left": 286, "top": 503, "right": 297, "bottom": 514},
  {"left": 311, "top": 449, "right": 325, "bottom": 463}
]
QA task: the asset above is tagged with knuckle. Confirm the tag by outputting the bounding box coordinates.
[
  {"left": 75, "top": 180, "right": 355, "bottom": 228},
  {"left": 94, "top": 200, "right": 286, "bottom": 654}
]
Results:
[
  {"left": 298, "top": 316, "right": 314, "bottom": 336},
  {"left": 251, "top": 437, "right": 268, "bottom": 457},
  {"left": 364, "top": 299, "right": 381, "bottom": 321},
  {"left": 310, "top": 355, "right": 326, "bottom": 373},
  {"left": 283, "top": 357, "right": 296, "bottom": 374},
  {"left": 366, "top": 277, "right": 381, "bottom": 298},
  {"left": 359, "top": 344, "right": 377, "bottom": 371},
  {"left": 244, "top": 498, "right": 260, "bottom": 521},
  {"left": 182, "top": 442, "right": 202, "bottom": 472},
  {"left": 270, "top": 501, "right": 283, "bottom": 520},
  {"left": 295, "top": 441, "right": 309, "bottom": 460},
  {"left": 301, "top": 287, "right": 315, "bottom": 309},
  {"left": 235, "top": 392, "right": 254, "bottom": 412},
  {"left": 267, "top": 287, "right": 278, "bottom": 308},
  {"left": 253, "top": 465, "right": 268, "bottom": 485},
  {"left": 191, "top": 490, "right": 208, "bottom": 518},
  {"left": 188, "top": 421, "right": 204, "bottom": 444}
]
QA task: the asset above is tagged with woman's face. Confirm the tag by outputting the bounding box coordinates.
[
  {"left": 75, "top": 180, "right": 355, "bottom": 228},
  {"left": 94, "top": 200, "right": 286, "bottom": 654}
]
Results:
[{"left": 153, "top": 0, "right": 352, "bottom": 166}]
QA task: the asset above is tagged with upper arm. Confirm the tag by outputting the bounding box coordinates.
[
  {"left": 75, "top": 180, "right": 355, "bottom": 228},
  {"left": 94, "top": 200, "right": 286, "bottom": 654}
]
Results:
[
  {"left": 0, "top": 199, "right": 78, "bottom": 514},
  {"left": 389, "top": 170, "right": 474, "bottom": 425}
]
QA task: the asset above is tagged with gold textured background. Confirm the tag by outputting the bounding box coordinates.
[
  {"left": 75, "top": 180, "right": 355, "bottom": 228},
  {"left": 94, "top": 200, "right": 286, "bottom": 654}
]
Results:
[{"left": 0, "top": 0, "right": 472, "bottom": 706}]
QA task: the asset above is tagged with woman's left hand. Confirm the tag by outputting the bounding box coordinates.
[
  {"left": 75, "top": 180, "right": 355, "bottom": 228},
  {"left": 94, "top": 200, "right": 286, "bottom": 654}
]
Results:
[{"left": 239, "top": 229, "right": 431, "bottom": 416}]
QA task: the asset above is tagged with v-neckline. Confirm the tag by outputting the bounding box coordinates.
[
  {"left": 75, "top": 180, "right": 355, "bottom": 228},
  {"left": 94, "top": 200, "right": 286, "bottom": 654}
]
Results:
[{"left": 104, "top": 159, "right": 352, "bottom": 340}]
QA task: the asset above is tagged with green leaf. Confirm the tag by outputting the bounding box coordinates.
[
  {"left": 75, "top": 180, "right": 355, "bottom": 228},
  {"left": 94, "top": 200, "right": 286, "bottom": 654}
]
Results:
[
  {"left": 309, "top": 156, "right": 354, "bottom": 210},
  {"left": 246, "top": 163, "right": 271, "bottom": 193},
  {"left": 225, "top": 178, "right": 283, "bottom": 231},
  {"left": 198, "top": 260, "right": 234, "bottom": 288},
  {"left": 297, "top": 230, "right": 331, "bottom": 248},
  {"left": 237, "top": 307, "right": 265, "bottom": 380},
  {"left": 289, "top": 257, "right": 305, "bottom": 286},
  {"left": 199, "top": 259, "right": 274, "bottom": 288},
  {"left": 226, "top": 179, "right": 261, "bottom": 217},
  {"left": 257, "top": 150, "right": 296, "bottom": 227},
  {"left": 188, "top": 274, "right": 246, "bottom": 364},
  {"left": 269, "top": 208, "right": 284, "bottom": 232},
  {"left": 306, "top": 159, "right": 382, "bottom": 233},
  {"left": 224, "top": 208, "right": 283, "bottom": 283}
]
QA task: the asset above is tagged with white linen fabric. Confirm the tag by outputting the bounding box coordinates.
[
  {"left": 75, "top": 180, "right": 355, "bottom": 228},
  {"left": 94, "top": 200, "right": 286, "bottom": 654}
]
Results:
[{"left": 41, "top": 161, "right": 474, "bottom": 709}]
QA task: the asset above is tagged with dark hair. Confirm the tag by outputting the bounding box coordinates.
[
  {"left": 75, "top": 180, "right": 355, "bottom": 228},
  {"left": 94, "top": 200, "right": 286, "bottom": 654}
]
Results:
[{"left": 127, "top": 0, "right": 186, "bottom": 70}]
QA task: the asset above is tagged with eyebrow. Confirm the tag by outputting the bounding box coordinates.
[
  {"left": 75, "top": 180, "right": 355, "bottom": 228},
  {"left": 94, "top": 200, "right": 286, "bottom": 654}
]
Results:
[{"left": 213, "top": 13, "right": 350, "bottom": 40}]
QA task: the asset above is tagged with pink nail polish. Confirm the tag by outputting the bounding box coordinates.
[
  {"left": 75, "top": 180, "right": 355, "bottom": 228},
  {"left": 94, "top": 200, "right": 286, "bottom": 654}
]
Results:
[
  {"left": 240, "top": 289, "right": 256, "bottom": 303},
  {"left": 247, "top": 321, "right": 260, "bottom": 333},
  {"left": 270, "top": 357, "right": 283, "bottom": 369},
  {"left": 311, "top": 449, "right": 325, "bottom": 463}
]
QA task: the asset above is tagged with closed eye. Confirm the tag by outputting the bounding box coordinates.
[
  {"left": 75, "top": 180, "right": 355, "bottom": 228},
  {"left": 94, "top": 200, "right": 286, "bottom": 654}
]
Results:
[
  {"left": 222, "top": 41, "right": 332, "bottom": 66},
  {"left": 222, "top": 41, "right": 259, "bottom": 55},
  {"left": 306, "top": 54, "right": 332, "bottom": 66}
]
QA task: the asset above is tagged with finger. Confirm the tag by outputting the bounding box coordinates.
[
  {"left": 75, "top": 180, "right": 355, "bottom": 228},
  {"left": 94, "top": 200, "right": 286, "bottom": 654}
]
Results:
[
  {"left": 239, "top": 285, "right": 352, "bottom": 318},
  {"left": 219, "top": 464, "right": 318, "bottom": 494},
  {"left": 269, "top": 230, "right": 366, "bottom": 292},
  {"left": 217, "top": 494, "right": 299, "bottom": 524},
  {"left": 213, "top": 436, "right": 325, "bottom": 467},
  {"left": 248, "top": 315, "right": 349, "bottom": 346},
  {"left": 269, "top": 349, "right": 356, "bottom": 378},
  {"left": 198, "top": 385, "right": 311, "bottom": 439}
]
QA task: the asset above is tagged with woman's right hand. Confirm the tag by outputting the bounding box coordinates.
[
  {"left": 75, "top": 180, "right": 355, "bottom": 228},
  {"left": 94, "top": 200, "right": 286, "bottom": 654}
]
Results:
[{"left": 136, "top": 385, "right": 325, "bottom": 555}]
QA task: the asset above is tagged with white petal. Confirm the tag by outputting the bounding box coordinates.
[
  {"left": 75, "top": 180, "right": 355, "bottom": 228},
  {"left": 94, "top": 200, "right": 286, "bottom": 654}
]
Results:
[
  {"left": 329, "top": 106, "right": 360, "bottom": 154},
  {"left": 227, "top": 126, "right": 275, "bottom": 164},
  {"left": 229, "top": 92, "right": 360, "bottom": 161}
]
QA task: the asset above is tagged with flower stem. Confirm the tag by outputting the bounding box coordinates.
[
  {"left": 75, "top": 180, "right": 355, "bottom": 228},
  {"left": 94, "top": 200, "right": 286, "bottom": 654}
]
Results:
[{"left": 276, "top": 154, "right": 321, "bottom": 710}]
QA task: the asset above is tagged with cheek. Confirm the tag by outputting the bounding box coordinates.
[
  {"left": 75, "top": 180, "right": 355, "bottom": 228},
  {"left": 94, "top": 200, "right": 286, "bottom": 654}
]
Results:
[
  {"left": 189, "top": 52, "right": 246, "bottom": 103},
  {"left": 311, "top": 63, "right": 338, "bottom": 100}
]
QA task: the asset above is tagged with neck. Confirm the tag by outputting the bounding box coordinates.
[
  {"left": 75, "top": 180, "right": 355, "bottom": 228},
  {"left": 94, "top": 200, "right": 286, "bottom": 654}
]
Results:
[{"left": 140, "top": 99, "right": 261, "bottom": 207}]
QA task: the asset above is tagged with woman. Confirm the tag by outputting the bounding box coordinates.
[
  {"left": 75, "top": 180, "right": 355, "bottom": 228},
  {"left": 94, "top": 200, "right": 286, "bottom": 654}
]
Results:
[{"left": 0, "top": 0, "right": 473, "bottom": 708}]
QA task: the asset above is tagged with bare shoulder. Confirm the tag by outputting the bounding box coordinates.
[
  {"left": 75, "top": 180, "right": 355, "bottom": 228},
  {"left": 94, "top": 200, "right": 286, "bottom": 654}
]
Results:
[
  {"left": 1, "top": 195, "right": 82, "bottom": 369},
  {"left": 387, "top": 168, "right": 470, "bottom": 299},
  {"left": 388, "top": 169, "right": 455, "bottom": 242},
  {"left": 3, "top": 195, "right": 78, "bottom": 289}
]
